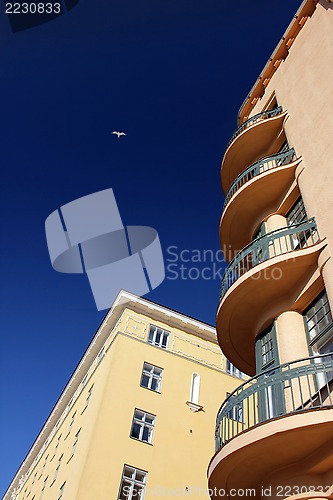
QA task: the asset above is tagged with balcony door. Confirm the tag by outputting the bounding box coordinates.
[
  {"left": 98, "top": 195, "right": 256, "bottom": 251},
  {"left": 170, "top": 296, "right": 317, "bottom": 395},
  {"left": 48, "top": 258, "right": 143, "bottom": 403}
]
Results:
[
  {"left": 304, "top": 290, "right": 333, "bottom": 386},
  {"left": 255, "top": 323, "right": 285, "bottom": 422}
]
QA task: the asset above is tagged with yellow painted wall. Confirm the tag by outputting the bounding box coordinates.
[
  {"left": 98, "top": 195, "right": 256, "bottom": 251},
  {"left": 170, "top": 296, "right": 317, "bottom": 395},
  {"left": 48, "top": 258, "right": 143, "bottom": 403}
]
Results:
[{"left": 16, "top": 306, "right": 244, "bottom": 500}]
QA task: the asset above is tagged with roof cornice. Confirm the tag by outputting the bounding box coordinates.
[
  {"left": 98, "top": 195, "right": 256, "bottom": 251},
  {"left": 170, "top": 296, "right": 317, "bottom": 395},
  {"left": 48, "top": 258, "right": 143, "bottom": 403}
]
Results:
[{"left": 238, "top": 0, "right": 319, "bottom": 125}]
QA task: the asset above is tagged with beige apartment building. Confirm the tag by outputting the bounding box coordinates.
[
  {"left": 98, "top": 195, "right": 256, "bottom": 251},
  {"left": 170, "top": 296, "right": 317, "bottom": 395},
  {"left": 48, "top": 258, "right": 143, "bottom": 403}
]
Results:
[
  {"left": 5, "top": 290, "right": 245, "bottom": 499},
  {"left": 208, "top": 0, "right": 333, "bottom": 499}
]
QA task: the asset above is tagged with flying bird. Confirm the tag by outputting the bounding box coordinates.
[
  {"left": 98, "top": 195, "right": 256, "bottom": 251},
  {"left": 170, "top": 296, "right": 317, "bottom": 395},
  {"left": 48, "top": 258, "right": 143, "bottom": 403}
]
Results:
[{"left": 112, "top": 131, "right": 127, "bottom": 139}]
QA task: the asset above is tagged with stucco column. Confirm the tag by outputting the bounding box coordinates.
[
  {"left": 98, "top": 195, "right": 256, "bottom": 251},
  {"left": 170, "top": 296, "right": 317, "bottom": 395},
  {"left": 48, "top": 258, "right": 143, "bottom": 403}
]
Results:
[
  {"left": 265, "top": 213, "right": 288, "bottom": 233},
  {"left": 275, "top": 310, "right": 314, "bottom": 414},
  {"left": 265, "top": 214, "right": 291, "bottom": 256},
  {"left": 275, "top": 310, "right": 309, "bottom": 365}
]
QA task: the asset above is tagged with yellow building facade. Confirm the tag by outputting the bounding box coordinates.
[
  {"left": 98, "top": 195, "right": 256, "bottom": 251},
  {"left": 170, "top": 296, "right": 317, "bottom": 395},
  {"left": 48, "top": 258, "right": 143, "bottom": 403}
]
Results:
[
  {"left": 5, "top": 291, "right": 245, "bottom": 500},
  {"left": 209, "top": 0, "right": 333, "bottom": 499}
]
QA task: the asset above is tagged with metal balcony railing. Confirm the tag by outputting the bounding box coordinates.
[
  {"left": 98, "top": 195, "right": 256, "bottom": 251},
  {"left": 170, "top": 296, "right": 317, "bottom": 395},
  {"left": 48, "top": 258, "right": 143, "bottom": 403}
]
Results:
[
  {"left": 223, "top": 148, "right": 296, "bottom": 209},
  {"left": 215, "top": 353, "right": 333, "bottom": 451},
  {"left": 226, "top": 106, "right": 283, "bottom": 150},
  {"left": 220, "top": 219, "right": 320, "bottom": 300}
]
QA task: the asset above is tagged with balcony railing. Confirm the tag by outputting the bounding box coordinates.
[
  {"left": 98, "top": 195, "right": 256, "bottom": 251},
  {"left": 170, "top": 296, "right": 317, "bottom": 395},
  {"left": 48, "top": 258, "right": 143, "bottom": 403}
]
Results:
[
  {"left": 226, "top": 106, "right": 283, "bottom": 150},
  {"left": 223, "top": 148, "right": 296, "bottom": 209},
  {"left": 220, "top": 219, "right": 320, "bottom": 300},
  {"left": 215, "top": 353, "right": 333, "bottom": 451}
]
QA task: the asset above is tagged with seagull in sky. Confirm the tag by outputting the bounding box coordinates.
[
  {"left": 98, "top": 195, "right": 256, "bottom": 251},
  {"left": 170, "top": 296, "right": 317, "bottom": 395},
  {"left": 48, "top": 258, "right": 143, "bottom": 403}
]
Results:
[{"left": 112, "top": 131, "right": 127, "bottom": 138}]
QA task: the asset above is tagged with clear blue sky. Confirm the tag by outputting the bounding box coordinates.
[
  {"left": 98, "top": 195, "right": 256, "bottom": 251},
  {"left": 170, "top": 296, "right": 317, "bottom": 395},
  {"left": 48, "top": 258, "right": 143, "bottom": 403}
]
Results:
[{"left": 0, "top": 0, "right": 302, "bottom": 495}]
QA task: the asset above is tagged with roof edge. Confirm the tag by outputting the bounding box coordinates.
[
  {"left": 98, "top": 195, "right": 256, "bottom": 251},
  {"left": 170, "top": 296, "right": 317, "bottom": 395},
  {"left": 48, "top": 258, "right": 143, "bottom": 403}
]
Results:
[{"left": 237, "top": 0, "right": 319, "bottom": 124}]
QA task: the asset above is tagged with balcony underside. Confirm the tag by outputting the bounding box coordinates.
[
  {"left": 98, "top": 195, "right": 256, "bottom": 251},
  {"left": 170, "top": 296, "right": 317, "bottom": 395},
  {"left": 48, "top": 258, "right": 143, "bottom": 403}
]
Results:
[
  {"left": 221, "top": 112, "right": 287, "bottom": 194},
  {"left": 208, "top": 409, "right": 333, "bottom": 499},
  {"left": 216, "top": 243, "right": 325, "bottom": 376},
  {"left": 220, "top": 160, "right": 299, "bottom": 260}
]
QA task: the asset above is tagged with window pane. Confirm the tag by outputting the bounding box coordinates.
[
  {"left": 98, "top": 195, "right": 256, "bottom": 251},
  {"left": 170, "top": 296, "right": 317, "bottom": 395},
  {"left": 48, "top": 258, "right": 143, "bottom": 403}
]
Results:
[
  {"left": 131, "top": 423, "right": 141, "bottom": 440},
  {"left": 155, "top": 331, "right": 161, "bottom": 345},
  {"left": 135, "top": 411, "right": 144, "bottom": 421},
  {"left": 133, "top": 485, "right": 144, "bottom": 498},
  {"left": 135, "top": 471, "right": 146, "bottom": 483},
  {"left": 148, "top": 329, "right": 154, "bottom": 343},
  {"left": 124, "top": 467, "right": 134, "bottom": 478},
  {"left": 142, "top": 426, "right": 149, "bottom": 442},
  {"left": 141, "top": 374, "right": 149, "bottom": 388},
  {"left": 151, "top": 378, "right": 158, "bottom": 391},
  {"left": 119, "top": 480, "right": 132, "bottom": 499}
]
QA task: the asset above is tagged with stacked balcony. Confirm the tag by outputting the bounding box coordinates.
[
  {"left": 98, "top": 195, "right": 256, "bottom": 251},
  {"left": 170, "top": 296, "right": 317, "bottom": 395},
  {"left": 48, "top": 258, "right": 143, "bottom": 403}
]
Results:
[
  {"left": 215, "top": 353, "right": 333, "bottom": 449},
  {"left": 209, "top": 104, "right": 331, "bottom": 498},
  {"left": 221, "top": 106, "right": 287, "bottom": 194},
  {"left": 209, "top": 355, "right": 333, "bottom": 497}
]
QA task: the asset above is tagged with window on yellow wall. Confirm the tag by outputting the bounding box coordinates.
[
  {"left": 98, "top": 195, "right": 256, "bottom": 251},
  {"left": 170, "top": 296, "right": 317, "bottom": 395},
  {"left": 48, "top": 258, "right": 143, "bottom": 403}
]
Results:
[
  {"left": 58, "top": 482, "right": 66, "bottom": 500},
  {"left": 72, "top": 429, "right": 81, "bottom": 455},
  {"left": 130, "top": 409, "right": 155, "bottom": 444},
  {"left": 68, "top": 412, "right": 76, "bottom": 435},
  {"left": 86, "top": 385, "right": 94, "bottom": 406},
  {"left": 40, "top": 476, "right": 48, "bottom": 500},
  {"left": 118, "top": 465, "right": 147, "bottom": 500},
  {"left": 53, "top": 455, "right": 63, "bottom": 482},
  {"left": 140, "top": 363, "right": 163, "bottom": 392},
  {"left": 226, "top": 359, "right": 246, "bottom": 379},
  {"left": 148, "top": 325, "right": 170, "bottom": 349}
]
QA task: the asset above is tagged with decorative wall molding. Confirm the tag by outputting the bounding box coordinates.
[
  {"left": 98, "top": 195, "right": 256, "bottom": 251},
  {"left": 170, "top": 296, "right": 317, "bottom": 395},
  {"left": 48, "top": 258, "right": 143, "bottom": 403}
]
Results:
[
  {"left": 124, "top": 315, "right": 147, "bottom": 339},
  {"left": 171, "top": 334, "right": 223, "bottom": 370}
]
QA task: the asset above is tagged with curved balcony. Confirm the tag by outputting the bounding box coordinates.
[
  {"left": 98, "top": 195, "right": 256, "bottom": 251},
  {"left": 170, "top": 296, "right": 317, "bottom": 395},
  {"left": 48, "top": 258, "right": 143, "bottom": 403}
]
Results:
[
  {"left": 215, "top": 353, "right": 333, "bottom": 450},
  {"left": 209, "top": 355, "right": 333, "bottom": 496},
  {"left": 220, "top": 219, "right": 319, "bottom": 299},
  {"left": 220, "top": 148, "right": 300, "bottom": 258},
  {"left": 217, "top": 219, "right": 324, "bottom": 375},
  {"left": 221, "top": 106, "right": 287, "bottom": 193},
  {"left": 223, "top": 149, "right": 296, "bottom": 209}
]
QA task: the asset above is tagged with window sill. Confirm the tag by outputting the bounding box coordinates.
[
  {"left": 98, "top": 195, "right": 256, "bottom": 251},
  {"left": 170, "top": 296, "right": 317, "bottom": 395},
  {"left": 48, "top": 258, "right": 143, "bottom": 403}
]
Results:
[
  {"left": 66, "top": 455, "right": 74, "bottom": 464},
  {"left": 186, "top": 401, "right": 204, "bottom": 412},
  {"left": 49, "top": 480, "right": 56, "bottom": 488},
  {"left": 130, "top": 436, "right": 153, "bottom": 446},
  {"left": 81, "top": 405, "right": 88, "bottom": 415},
  {"left": 140, "top": 385, "right": 161, "bottom": 394}
]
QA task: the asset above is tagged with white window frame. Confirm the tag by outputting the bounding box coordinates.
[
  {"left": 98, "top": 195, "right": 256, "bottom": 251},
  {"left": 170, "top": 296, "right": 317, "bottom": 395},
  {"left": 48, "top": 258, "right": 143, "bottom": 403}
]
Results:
[
  {"left": 130, "top": 409, "right": 155, "bottom": 444},
  {"left": 140, "top": 363, "right": 163, "bottom": 392},
  {"left": 58, "top": 482, "right": 66, "bottom": 500},
  {"left": 40, "top": 477, "right": 48, "bottom": 500},
  {"left": 68, "top": 412, "right": 76, "bottom": 434},
  {"left": 226, "top": 359, "right": 246, "bottom": 379},
  {"left": 118, "top": 465, "right": 147, "bottom": 500},
  {"left": 72, "top": 429, "right": 81, "bottom": 455},
  {"left": 148, "top": 325, "right": 170, "bottom": 349},
  {"left": 54, "top": 455, "right": 63, "bottom": 482},
  {"left": 86, "top": 385, "right": 94, "bottom": 406}
]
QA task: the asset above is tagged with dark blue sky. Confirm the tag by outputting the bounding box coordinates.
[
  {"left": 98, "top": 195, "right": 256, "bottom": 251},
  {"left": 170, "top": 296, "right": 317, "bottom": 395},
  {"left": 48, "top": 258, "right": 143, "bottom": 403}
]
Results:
[{"left": 0, "top": 0, "right": 302, "bottom": 494}]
